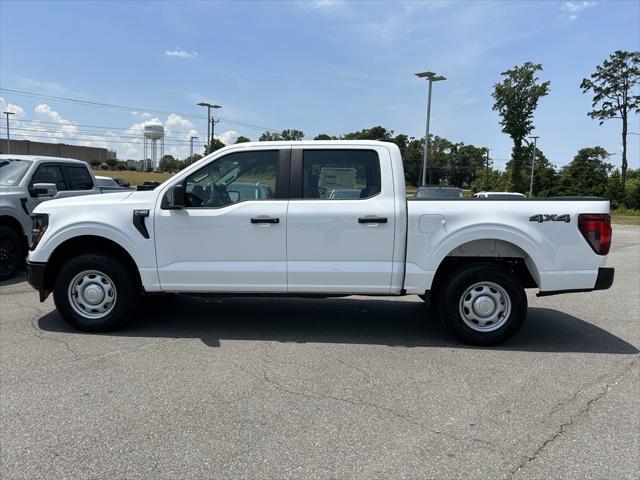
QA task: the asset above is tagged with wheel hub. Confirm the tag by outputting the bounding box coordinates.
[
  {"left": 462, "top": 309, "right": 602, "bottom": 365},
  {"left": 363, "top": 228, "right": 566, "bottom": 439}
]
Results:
[
  {"left": 67, "top": 270, "right": 117, "bottom": 320},
  {"left": 83, "top": 283, "right": 105, "bottom": 304},
  {"left": 459, "top": 282, "right": 512, "bottom": 332},
  {"left": 473, "top": 295, "right": 496, "bottom": 317}
]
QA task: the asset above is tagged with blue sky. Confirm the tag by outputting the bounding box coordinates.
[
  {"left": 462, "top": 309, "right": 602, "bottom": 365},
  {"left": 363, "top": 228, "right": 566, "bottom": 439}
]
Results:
[{"left": 0, "top": 0, "right": 638, "bottom": 169}]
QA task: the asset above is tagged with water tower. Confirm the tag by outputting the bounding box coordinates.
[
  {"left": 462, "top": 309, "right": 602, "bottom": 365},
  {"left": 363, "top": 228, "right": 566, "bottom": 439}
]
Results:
[{"left": 143, "top": 124, "right": 165, "bottom": 171}]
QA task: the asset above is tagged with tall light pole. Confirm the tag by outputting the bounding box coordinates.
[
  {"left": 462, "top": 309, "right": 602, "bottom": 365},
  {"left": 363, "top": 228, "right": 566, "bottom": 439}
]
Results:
[
  {"left": 3, "top": 111, "right": 15, "bottom": 154},
  {"left": 189, "top": 136, "right": 198, "bottom": 164},
  {"left": 197, "top": 102, "right": 221, "bottom": 153},
  {"left": 528, "top": 136, "right": 539, "bottom": 197},
  {"left": 415, "top": 71, "right": 446, "bottom": 186},
  {"left": 485, "top": 148, "right": 491, "bottom": 190}
]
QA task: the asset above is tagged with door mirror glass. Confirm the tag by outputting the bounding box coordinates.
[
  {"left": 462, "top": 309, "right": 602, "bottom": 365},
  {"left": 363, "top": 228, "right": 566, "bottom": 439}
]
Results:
[
  {"left": 30, "top": 183, "right": 58, "bottom": 197},
  {"left": 162, "top": 184, "right": 185, "bottom": 209}
]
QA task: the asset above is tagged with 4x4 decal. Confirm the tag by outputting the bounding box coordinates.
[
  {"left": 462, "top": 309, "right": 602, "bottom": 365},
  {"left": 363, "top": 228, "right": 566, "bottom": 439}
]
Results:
[{"left": 529, "top": 214, "right": 571, "bottom": 223}]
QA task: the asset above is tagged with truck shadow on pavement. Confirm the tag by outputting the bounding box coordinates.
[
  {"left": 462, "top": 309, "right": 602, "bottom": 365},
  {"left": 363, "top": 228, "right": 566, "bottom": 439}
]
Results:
[{"left": 38, "top": 295, "right": 638, "bottom": 354}]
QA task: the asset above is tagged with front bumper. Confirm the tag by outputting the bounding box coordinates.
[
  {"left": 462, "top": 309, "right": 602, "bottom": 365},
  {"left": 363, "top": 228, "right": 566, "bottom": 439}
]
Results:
[
  {"left": 26, "top": 261, "right": 49, "bottom": 302},
  {"left": 537, "top": 267, "right": 615, "bottom": 297}
]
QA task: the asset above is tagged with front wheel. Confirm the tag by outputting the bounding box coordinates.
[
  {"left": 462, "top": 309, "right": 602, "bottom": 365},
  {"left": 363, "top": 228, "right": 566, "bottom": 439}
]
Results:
[
  {"left": 0, "top": 225, "right": 23, "bottom": 281},
  {"left": 438, "top": 263, "right": 527, "bottom": 345},
  {"left": 53, "top": 253, "right": 139, "bottom": 332}
]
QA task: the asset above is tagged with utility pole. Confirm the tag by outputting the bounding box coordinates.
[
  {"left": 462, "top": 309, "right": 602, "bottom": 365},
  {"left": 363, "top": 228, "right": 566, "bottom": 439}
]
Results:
[
  {"left": 485, "top": 148, "right": 490, "bottom": 190},
  {"left": 528, "top": 136, "right": 539, "bottom": 197},
  {"left": 189, "top": 136, "right": 198, "bottom": 164},
  {"left": 210, "top": 118, "right": 220, "bottom": 150},
  {"left": 3, "top": 111, "right": 15, "bottom": 154},
  {"left": 197, "top": 102, "right": 221, "bottom": 153},
  {"left": 415, "top": 71, "right": 446, "bottom": 186}
]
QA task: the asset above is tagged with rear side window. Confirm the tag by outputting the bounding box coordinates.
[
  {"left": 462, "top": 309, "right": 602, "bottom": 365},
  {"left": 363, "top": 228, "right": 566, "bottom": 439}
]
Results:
[
  {"left": 30, "top": 165, "right": 67, "bottom": 191},
  {"left": 302, "top": 150, "right": 381, "bottom": 199},
  {"left": 65, "top": 165, "right": 94, "bottom": 190}
]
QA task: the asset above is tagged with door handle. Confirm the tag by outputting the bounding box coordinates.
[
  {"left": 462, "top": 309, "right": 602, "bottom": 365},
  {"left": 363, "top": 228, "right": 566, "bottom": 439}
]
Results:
[
  {"left": 251, "top": 217, "right": 280, "bottom": 224},
  {"left": 358, "top": 217, "right": 388, "bottom": 224}
]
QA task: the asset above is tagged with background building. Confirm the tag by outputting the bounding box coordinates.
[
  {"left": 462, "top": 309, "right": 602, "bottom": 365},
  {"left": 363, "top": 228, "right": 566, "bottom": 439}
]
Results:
[{"left": 0, "top": 139, "right": 116, "bottom": 164}]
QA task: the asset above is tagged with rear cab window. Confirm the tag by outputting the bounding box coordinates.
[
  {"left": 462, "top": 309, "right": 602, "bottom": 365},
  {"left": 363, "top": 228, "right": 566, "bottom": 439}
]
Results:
[
  {"left": 302, "top": 149, "right": 381, "bottom": 200},
  {"left": 65, "top": 165, "right": 94, "bottom": 190}
]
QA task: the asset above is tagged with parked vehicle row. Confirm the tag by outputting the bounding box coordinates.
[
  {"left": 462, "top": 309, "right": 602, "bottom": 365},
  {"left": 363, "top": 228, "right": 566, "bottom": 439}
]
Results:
[{"left": 23, "top": 141, "right": 614, "bottom": 345}]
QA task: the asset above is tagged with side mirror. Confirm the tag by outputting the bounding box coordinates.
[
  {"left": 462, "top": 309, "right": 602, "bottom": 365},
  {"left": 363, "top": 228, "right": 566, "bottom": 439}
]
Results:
[
  {"left": 161, "top": 183, "right": 185, "bottom": 209},
  {"left": 228, "top": 191, "right": 240, "bottom": 203},
  {"left": 30, "top": 183, "right": 58, "bottom": 197}
]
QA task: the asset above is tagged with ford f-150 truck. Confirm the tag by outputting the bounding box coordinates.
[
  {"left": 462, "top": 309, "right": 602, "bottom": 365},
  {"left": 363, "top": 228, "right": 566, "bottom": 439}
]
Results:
[{"left": 26, "top": 141, "right": 614, "bottom": 344}]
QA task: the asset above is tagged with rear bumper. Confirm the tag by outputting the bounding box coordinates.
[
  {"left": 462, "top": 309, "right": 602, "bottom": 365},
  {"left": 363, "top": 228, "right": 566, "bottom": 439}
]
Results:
[
  {"left": 537, "top": 267, "right": 614, "bottom": 297},
  {"left": 26, "top": 261, "right": 49, "bottom": 302}
]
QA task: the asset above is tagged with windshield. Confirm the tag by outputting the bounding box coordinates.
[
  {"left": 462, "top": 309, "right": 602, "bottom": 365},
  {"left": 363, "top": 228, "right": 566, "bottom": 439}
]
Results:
[
  {"left": 0, "top": 158, "right": 33, "bottom": 186},
  {"left": 416, "top": 188, "right": 463, "bottom": 199}
]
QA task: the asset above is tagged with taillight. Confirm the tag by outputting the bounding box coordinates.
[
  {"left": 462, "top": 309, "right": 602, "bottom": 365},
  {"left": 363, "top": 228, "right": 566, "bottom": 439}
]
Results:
[{"left": 578, "top": 214, "right": 611, "bottom": 255}]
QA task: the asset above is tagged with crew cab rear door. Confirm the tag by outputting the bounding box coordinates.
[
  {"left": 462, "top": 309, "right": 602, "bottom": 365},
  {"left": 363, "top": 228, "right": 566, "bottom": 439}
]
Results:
[{"left": 286, "top": 146, "right": 397, "bottom": 294}]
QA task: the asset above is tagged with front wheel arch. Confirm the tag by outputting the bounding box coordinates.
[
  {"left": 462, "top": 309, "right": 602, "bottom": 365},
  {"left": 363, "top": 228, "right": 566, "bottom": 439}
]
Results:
[{"left": 45, "top": 235, "right": 142, "bottom": 294}]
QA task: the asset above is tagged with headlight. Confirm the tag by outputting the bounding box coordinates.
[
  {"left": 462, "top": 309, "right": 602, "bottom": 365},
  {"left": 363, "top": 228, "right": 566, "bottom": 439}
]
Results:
[{"left": 31, "top": 214, "right": 49, "bottom": 250}]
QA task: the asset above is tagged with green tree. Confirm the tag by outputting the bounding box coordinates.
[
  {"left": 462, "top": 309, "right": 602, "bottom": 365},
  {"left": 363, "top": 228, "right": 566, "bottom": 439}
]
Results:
[
  {"left": 492, "top": 62, "right": 550, "bottom": 193},
  {"left": 235, "top": 136, "right": 251, "bottom": 143},
  {"left": 280, "top": 129, "right": 304, "bottom": 141},
  {"left": 581, "top": 50, "right": 640, "bottom": 187},
  {"left": 204, "top": 138, "right": 225, "bottom": 155},
  {"left": 259, "top": 129, "right": 305, "bottom": 141},
  {"left": 521, "top": 144, "right": 558, "bottom": 197},
  {"left": 557, "top": 147, "right": 612, "bottom": 197},
  {"left": 259, "top": 131, "right": 281, "bottom": 141},
  {"left": 314, "top": 133, "right": 336, "bottom": 140}
]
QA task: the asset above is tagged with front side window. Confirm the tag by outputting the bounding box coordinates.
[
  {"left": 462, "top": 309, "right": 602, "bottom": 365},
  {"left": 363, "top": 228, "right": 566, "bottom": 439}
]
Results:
[
  {"left": 184, "top": 150, "right": 278, "bottom": 208},
  {"left": 302, "top": 150, "right": 381, "bottom": 199},
  {"left": 66, "top": 165, "right": 94, "bottom": 190},
  {"left": 30, "top": 165, "right": 67, "bottom": 191}
]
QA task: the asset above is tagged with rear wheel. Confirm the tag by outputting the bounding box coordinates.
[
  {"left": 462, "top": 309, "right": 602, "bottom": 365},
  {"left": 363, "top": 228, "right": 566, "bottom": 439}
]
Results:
[
  {"left": 53, "top": 253, "right": 139, "bottom": 331},
  {"left": 0, "top": 226, "right": 22, "bottom": 282},
  {"left": 438, "top": 263, "right": 527, "bottom": 345}
]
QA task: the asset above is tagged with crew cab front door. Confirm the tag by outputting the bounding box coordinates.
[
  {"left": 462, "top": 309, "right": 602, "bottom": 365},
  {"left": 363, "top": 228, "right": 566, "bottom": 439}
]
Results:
[
  {"left": 154, "top": 149, "right": 289, "bottom": 292},
  {"left": 286, "top": 147, "right": 397, "bottom": 294}
]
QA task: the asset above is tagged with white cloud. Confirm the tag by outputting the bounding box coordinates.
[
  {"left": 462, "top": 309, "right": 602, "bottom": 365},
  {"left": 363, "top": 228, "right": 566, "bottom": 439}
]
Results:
[
  {"left": 165, "top": 47, "right": 198, "bottom": 58},
  {"left": 306, "top": 0, "right": 345, "bottom": 10},
  {"left": 215, "top": 130, "right": 239, "bottom": 145},
  {"left": 562, "top": 1, "right": 596, "bottom": 12},
  {"left": 34, "top": 104, "right": 78, "bottom": 136},
  {"left": 0, "top": 97, "right": 25, "bottom": 118}
]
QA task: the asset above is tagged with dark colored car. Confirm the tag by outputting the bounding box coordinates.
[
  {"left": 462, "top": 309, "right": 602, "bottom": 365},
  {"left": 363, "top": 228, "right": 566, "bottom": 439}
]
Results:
[{"left": 414, "top": 186, "right": 464, "bottom": 199}]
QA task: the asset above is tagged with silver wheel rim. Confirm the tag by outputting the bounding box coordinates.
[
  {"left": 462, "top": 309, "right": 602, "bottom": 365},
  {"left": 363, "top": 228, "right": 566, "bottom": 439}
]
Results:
[
  {"left": 67, "top": 270, "right": 117, "bottom": 320},
  {"left": 458, "top": 281, "right": 511, "bottom": 332}
]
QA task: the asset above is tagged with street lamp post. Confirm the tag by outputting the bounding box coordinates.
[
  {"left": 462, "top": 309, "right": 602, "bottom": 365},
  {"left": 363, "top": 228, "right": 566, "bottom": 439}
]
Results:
[
  {"left": 415, "top": 71, "right": 446, "bottom": 186},
  {"left": 189, "top": 136, "right": 198, "bottom": 164},
  {"left": 3, "top": 111, "right": 15, "bottom": 154},
  {"left": 528, "top": 136, "right": 539, "bottom": 197},
  {"left": 197, "top": 102, "right": 221, "bottom": 153}
]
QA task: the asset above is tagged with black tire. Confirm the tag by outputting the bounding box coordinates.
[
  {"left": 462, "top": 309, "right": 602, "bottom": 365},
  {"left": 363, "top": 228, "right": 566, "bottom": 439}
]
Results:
[
  {"left": 438, "top": 263, "right": 527, "bottom": 345},
  {"left": 0, "top": 225, "right": 22, "bottom": 282},
  {"left": 53, "top": 253, "right": 139, "bottom": 332}
]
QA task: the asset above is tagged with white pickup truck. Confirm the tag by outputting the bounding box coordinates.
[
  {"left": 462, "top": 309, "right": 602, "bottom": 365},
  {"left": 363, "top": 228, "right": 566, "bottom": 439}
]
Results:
[{"left": 26, "top": 141, "right": 614, "bottom": 345}]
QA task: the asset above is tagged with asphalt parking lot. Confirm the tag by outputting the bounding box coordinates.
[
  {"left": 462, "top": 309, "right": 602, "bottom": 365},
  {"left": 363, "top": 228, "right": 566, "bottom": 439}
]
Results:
[{"left": 1, "top": 226, "right": 638, "bottom": 480}]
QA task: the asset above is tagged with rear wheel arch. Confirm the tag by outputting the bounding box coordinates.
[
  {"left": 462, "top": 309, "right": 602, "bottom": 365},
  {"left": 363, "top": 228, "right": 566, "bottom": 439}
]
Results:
[
  {"left": 428, "top": 239, "right": 539, "bottom": 299},
  {"left": 44, "top": 235, "right": 142, "bottom": 293}
]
